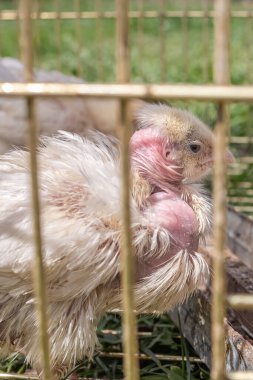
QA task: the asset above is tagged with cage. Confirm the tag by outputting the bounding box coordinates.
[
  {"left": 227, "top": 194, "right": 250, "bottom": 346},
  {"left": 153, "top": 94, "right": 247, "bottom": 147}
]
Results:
[{"left": 0, "top": 1, "right": 253, "bottom": 380}]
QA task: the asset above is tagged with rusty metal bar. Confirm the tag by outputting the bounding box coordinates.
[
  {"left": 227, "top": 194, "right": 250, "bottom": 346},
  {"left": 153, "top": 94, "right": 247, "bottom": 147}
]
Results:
[
  {"left": 18, "top": 1, "right": 52, "bottom": 380},
  {"left": 116, "top": 1, "right": 139, "bottom": 379},
  {"left": 2, "top": 10, "right": 253, "bottom": 21},
  {"left": 3, "top": 83, "right": 253, "bottom": 101},
  {"left": 211, "top": 0, "right": 230, "bottom": 380}
]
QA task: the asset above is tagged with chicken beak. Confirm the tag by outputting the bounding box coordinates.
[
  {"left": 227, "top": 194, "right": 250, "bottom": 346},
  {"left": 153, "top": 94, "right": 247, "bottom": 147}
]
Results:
[{"left": 225, "top": 149, "right": 235, "bottom": 164}]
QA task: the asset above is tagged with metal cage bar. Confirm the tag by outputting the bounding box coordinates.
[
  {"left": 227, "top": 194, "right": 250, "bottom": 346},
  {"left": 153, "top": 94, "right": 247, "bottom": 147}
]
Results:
[
  {"left": 116, "top": 1, "right": 139, "bottom": 380},
  {"left": 2, "top": 82, "right": 253, "bottom": 101},
  {"left": 211, "top": 1, "right": 231, "bottom": 380},
  {"left": 54, "top": 0, "right": 61, "bottom": 71},
  {"left": 159, "top": 0, "right": 166, "bottom": 82},
  {"left": 228, "top": 373, "right": 253, "bottom": 380},
  {"left": 137, "top": 0, "right": 144, "bottom": 79},
  {"left": 74, "top": 0, "right": 83, "bottom": 78},
  {"left": 245, "top": 0, "right": 253, "bottom": 84},
  {"left": 202, "top": 0, "right": 210, "bottom": 83},
  {"left": 18, "top": 1, "right": 52, "bottom": 379},
  {"left": 96, "top": 0, "right": 104, "bottom": 81},
  {"left": 33, "top": 0, "right": 41, "bottom": 67},
  {"left": 181, "top": 0, "right": 189, "bottom": 82},
  {"left": 2, "top": 10, "right": 253, "bottom": 21},
  {"left": 245, "top": 1, "right": 253, "bottom": 146},
  {"left": 227, "top": 294, "right": 253, "bottom": 310}
]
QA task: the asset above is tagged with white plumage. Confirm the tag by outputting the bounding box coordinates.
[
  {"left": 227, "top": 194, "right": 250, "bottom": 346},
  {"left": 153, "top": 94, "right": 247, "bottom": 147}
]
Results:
[{"left": 0, "top": 104, "right": 213, "bottom": 377}]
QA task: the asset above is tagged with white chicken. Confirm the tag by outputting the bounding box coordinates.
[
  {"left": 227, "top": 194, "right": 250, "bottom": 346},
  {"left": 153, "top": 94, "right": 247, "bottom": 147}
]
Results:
[
  {"left": 0, "top": 57, "right": 142, "bottom": 153},
  {"left": 0, "top": 103, "right": 234, "bottom": 378}
]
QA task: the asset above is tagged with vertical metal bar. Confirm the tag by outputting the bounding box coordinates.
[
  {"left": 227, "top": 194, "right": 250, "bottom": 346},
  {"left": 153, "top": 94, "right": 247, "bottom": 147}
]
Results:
[
  {"left": 137, "top": 0, "right": 144, "bottom": 79},
  {"left": 54, "top": 0, "right": 61, "bottom": 71},
  {"left": 116, "top": 1, "right": 139, "bottom": 380},
  {"left": 75, "top": 0, "right": 83, "bottom": 78},
  {"left": 34, "top": 0, "right": 41, "bottom": 67},
  {"left": 159, "top": 0, "right": 166, "bottom": 82},
  {"left": 0, "top": 8, "right": 2, "bottom": 57},
  {"left": 16, "top": 0, "right": 21, "bottom": 59},
  {"left": 202, "top": 0, "right": 209, "bottom": 83},
  {"left": 116, "top": 0, "right": 130, "bottom": 83},
  {"left": 245, "top": 0, "right": 253, "bottom": 142},
  {"left": 181, "top": 0, "right": 188, "bottom": 82},
  {"left": 212, "top": 1, "right": 230, "bottom": 380},
  {"left": 19, "top": 1, "right": 52, "bottom": 379},
  {"left": 96, "top": 0, "right": 104, "bottom": 81},
  {"left": 245, "top": 0, "right": 252, "bottom": 84},
  {"left": 202, "top": 0, "right": 211, "bottom": 123}
]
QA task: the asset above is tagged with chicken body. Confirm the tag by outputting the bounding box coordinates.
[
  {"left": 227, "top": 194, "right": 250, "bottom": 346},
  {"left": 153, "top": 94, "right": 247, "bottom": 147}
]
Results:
[
  {"left": 0, "top": 57, "right": 143, "bottom": 153},
  {"left": 0, "top": 104, "right": 220, "bottom": 377}
]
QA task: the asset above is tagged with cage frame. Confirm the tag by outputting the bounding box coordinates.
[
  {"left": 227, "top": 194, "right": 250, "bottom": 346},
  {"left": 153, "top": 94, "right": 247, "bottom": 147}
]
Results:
[{"left": 0, "top": 1, "right": 253, "bottom": 380}]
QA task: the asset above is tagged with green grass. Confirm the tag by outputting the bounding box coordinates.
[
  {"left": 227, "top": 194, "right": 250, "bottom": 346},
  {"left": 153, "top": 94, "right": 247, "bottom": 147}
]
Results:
[
  {"left": 0, "top": 313, "right": 210, "bottom": 380},
  {"left": 1, "top": 0, "right": 253, "bottom": 86}
]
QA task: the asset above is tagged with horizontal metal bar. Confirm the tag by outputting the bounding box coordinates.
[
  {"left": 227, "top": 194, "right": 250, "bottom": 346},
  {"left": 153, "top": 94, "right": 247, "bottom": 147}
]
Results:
[
  {"left": 232, "top": 206, "right": 253, "bottom": 214},
  {"left": 238, "top": 157, "right": 253, "bottom": 163},
  {"left": 229, "top": 189, "right": 253, "bottom": 196},
  {"left": 227, "top": 373, "right": 253, "bottom": 380},
  {"left": 0, "top": 374, "right": 104, "bottom": 380},
  {"left": 229, "top": 182, "right": 253, "bottom": 188},
  {"left": 0, "top": 373, "right": 38, "bottom": 380},
  {"left": 2, "top": 83, "right": 253, "bottom": 102},
  {"left": 230, "top": 136, "right": 253, "bottom": 144},
  {"left": 229, "top": 198, "right": 253, "bottom": 204},
  {"left": 100, "top": 329, "right": 181, "bottom": 339},
  {"left": 99, "top": 351, "right": 202, "bottom": 363},
  {"left": 0, "top": 10, "right": 253, "bottom": 21},
  {"left": 227, "top": 295, "right": 253, "bottom": 310}
]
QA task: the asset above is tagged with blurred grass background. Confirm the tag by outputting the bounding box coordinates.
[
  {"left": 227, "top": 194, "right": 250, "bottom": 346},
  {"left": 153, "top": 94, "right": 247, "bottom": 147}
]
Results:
[{"left": 0, "top": 1, "right": 253, "bottom": 379}]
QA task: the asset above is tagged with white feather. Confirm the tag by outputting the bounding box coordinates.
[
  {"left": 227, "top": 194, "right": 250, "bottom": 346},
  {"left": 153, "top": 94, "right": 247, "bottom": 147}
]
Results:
[{"left": 0, "top": 131, "right": 209, "bottom": 376}]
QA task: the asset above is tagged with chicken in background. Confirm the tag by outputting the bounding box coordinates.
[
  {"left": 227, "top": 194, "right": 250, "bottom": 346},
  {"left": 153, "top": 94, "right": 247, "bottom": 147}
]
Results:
[
  {"left": 0, "top": 103, "right": 234, "bottom": 378},
  {"left": 0, "top": 57, "right": 143, "bottom": 153}
]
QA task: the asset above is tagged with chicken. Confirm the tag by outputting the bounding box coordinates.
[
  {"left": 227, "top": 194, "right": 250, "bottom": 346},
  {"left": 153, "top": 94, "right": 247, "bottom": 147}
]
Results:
[
  {"left": 0, "top": 103, "right": 233, "bottom": 378},
  {"left": 0, "top": 57, "right": 143, "bottom": 153}
]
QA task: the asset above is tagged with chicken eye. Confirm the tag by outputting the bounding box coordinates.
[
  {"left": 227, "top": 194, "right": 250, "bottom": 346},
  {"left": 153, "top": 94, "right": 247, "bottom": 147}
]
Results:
[{"left": 189, "top": 143, "right": 201, "bottom": 153}]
